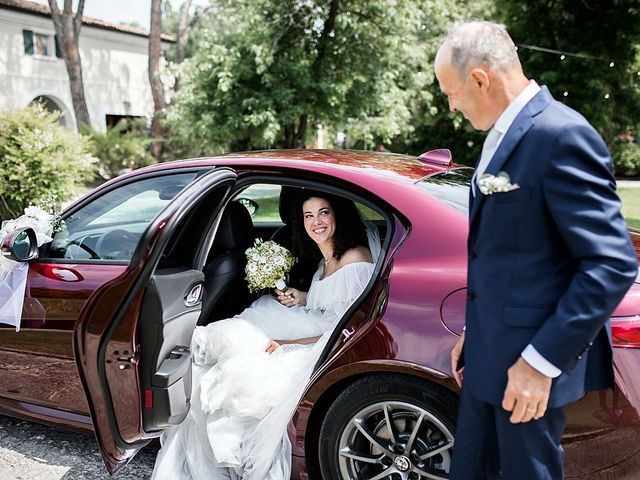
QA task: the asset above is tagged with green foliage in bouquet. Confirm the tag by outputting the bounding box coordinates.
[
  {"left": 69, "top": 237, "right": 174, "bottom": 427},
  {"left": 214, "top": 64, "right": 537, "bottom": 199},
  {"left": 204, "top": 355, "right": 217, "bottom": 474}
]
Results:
[
  {"left": 83, "top": 120, "right": 155, "bottom": 180},
  {"left": 611, "top": 141, "right": 640, "bottom": 177},
  {"left": 0, "top": 104, "right": 96, "bottom": 220}
]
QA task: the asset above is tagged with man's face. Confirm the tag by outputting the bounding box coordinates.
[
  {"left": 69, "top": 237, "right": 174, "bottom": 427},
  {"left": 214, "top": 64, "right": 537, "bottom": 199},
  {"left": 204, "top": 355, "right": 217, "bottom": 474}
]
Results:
[{"left": 435, "top": 47, "right": 493, "bottom": 132}]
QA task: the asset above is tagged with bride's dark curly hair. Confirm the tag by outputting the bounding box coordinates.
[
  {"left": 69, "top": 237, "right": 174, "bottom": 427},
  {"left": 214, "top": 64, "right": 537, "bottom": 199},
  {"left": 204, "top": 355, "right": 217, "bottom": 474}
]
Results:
[{"left": 290, "top": 189, "right": 369, "bottom": 262}]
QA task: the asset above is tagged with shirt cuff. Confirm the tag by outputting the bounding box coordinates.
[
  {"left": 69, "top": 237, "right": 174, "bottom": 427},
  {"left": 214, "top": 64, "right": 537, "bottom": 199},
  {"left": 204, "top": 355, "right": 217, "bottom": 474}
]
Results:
[{"left": 521, "top": 344, "right": 562, "bottom": 378}]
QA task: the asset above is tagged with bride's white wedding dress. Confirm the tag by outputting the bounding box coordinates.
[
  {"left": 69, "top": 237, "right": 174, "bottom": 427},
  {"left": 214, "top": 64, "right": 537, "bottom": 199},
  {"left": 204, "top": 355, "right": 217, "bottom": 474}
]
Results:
[{"left": 152, "top": 260, "right": 375, "bottom": 480}]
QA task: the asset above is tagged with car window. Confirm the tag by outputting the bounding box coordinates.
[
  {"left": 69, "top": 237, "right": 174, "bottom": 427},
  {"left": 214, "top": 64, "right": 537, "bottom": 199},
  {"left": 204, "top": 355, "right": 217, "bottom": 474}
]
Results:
[
  {"left": 234, "top": 184, "right": 282, "bottom": 223},
  {"left": 45, "top": 172, "right": 198, "bottom": 263},
  {"left": 87, "top": 189, "right": 176, "bottom": 226},
  {"left": 358, "top": 203, "right": 384, "bottom": 221},
  {"left": 416, "top": 168, "right": 473, "bottom": 214},
  {"left": 234, "top": 184, "right": 384, "bottom": 223}
]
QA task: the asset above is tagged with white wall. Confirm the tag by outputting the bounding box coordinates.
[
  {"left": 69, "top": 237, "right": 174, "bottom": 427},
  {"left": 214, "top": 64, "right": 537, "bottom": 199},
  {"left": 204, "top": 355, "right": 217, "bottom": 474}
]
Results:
[{"left": 0, "top": 7, "right": 167, "bottom": 131}]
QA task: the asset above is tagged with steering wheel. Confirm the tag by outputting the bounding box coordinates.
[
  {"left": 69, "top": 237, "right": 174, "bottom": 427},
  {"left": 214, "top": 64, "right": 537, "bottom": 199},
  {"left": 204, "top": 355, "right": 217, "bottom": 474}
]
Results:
[
  {"left": 65, "top": 239, "right": 101, "bottom": 259},
  {"left": 95, "top": 229, "right": 137, "bottom": 261}
]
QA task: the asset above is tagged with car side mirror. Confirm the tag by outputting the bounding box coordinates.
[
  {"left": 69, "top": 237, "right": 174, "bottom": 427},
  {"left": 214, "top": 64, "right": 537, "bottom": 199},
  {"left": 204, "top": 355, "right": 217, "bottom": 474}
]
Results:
[
  {"left": 1, "top": 227, "right": 38, "bottom": 262},
  {"left": 235, "top": 198, "right": 259, "bottom": 217}
]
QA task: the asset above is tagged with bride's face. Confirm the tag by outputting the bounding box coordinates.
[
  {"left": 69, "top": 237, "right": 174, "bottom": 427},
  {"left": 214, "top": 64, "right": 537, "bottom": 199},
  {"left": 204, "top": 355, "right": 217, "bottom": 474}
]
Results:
[{"left": 302, "top": 197, "right": 336, "bottom": 247}]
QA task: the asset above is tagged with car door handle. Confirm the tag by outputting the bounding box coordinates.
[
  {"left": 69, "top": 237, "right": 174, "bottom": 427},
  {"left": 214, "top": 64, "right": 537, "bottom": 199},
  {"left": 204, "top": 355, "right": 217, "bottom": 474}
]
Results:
[
  {"left": 185, "top": 284, "right": 203, "bottom": 307},
  {"left": 152, "top": 346, "right": 191, "bottom": 387},
  {"left": 342, "top": 326, "right": 357, "bottom": 341}
]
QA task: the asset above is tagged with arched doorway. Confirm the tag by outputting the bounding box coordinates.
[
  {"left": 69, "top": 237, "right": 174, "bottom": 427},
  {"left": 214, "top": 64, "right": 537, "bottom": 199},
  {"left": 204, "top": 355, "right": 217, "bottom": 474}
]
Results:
[{"left": 30, "top": 95, "right": 70, "bottom": 128}]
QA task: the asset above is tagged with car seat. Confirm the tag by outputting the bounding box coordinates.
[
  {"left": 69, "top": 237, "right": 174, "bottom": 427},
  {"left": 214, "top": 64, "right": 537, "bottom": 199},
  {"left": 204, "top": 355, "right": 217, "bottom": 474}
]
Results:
[{"left": 198, "top": 201, "right": 255, "bottom": 325}]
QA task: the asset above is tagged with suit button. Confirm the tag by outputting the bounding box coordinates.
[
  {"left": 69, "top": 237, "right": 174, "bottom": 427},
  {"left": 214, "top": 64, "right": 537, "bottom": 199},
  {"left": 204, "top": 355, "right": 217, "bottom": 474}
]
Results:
[
  {"left": 467, "top": 290, "right": 476, "bottom": 300},
  {"left": 577, "top": 355, "right": 583, "bottom": 360},
  {"left": 469, "top": 251, "right": 477, "bottom": 260}
]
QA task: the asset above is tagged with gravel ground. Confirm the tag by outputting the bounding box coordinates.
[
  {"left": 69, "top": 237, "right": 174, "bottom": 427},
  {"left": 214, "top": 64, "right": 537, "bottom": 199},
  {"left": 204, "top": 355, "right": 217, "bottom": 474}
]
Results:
[{"left": 0, "top": 415, "right": 156, "bottom": 480}]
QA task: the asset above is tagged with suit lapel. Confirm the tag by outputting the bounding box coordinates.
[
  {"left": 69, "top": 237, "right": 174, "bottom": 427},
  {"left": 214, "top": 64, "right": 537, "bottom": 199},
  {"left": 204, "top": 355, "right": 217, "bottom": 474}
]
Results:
[{"left": 469, "top": 87, "right": 553, "bottom": 229}]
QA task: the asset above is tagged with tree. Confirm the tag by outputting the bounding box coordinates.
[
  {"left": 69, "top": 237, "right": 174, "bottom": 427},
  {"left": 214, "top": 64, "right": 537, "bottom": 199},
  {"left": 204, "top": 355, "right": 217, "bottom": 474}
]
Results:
[
  {"left": 167, "top": 0, "right": 455, "bottom": 152},
  {"left": 0, "top": 105, "right": 95, "bottom": 219},
  {"left": 162, "top": 0, "right": 211, "bottom": 65},
  {"left": 48, "top": 0, "right": 91, "bottom": 128},
  {"left": 149, "top": 0, "right": 167, "bottom": 159},
  {"left": 494, "top": 0, "right": 640, "bottom": 143},
  {"left": 385, "top": 0, "right": 496, "bottom": 164}
]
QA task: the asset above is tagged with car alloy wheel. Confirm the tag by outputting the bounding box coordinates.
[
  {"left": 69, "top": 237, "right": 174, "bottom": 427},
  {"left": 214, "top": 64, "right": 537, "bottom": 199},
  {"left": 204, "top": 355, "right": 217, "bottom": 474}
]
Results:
[{"left": 319, "top": 374, "right": 458, "bottom": 480}]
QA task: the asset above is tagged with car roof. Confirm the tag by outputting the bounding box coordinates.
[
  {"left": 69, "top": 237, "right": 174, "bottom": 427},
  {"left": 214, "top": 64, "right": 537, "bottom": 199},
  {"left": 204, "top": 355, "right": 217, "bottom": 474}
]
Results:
[{"left": 137, "top": 149, "right": 456, "bottom": 183}]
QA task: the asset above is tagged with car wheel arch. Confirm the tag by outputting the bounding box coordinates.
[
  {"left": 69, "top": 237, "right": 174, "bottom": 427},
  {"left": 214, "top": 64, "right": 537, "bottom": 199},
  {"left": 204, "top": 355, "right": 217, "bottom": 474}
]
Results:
[{"left": 302, "top": 363, "right": 459, "bottom": 480}]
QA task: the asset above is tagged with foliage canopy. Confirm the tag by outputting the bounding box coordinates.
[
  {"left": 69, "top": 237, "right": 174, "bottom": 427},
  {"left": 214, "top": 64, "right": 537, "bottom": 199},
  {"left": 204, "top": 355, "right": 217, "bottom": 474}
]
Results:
[
  {"left": 167, "top": 0, "right": 457, "bottom": 152},
  {"left": 494, "top": 0, "right": 640, "bottom": 142},
  {"left": 163, "top": 0, "right": 640, "bottom": 168}
]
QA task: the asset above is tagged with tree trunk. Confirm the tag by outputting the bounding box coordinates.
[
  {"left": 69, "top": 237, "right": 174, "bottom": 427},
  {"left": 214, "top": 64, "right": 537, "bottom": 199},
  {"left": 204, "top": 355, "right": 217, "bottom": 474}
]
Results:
[
  {"left": 283, "top": 115, "right": 308, "bottom": 149},
  {"left": 312, "top": 0, "right": 340, "bottom": 75},
  {"left": 175, "top": 0, "right": 193, "bottom": 65},
  {"left": 281, "top": 0, "right": 337, "bottom": 148},
  {"left": 294, "top": 115, "right": 307, "bottom": 149},
  {"left": 48, "top": 0, "right": 91, "bottom": 128},
  {"left": 173, "top": 0, "right": 194, "bottom": 92},
  {"left": 149, "top": 0, "right": 167, "bottom": 160}
]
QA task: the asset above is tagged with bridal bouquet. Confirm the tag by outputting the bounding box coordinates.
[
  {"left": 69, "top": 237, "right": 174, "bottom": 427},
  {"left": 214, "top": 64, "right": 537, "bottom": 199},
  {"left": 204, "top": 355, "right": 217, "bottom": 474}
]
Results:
[{"left": 245, "top": 239, "right": 297, "bottom": 293}]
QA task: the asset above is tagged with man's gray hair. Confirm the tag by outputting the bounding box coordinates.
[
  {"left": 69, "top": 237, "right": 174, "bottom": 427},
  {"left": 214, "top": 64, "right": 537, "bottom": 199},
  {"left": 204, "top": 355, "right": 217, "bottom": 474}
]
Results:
[{"left": 444, "top": 21, "right": 520, "bottom": 79}]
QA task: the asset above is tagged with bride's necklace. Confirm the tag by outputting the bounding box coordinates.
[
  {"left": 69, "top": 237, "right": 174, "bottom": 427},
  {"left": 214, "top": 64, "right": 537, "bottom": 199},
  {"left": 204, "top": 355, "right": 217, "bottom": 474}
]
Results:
[{"left": 323, "top": 256, "right": 335, "bottom": 266}]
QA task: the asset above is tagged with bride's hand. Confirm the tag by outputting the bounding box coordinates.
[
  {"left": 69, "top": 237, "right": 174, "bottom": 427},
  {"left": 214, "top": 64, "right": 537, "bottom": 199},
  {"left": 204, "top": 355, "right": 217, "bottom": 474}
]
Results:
[
  {"left": 275, "top": 288, "right": 307, "bottom": 307},
  {"left": 265, "top": 340, "right": 280, "bottom": 354}
]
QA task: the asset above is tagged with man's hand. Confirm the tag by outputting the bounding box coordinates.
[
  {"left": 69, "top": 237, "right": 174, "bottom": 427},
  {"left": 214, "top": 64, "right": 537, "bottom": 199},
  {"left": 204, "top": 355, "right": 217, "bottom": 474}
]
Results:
[
  {"left": 502, "top": 357, "right": 552, "bottom": 423},
  {"left": 450, "top": 331, "right": 465, "bottom": 388}
]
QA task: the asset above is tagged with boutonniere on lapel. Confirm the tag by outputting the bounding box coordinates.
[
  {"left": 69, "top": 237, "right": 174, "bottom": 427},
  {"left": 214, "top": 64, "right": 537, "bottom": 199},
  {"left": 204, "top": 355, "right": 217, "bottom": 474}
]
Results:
[{"left": 477, "top": 171, "right": 520, "bottom": 195}]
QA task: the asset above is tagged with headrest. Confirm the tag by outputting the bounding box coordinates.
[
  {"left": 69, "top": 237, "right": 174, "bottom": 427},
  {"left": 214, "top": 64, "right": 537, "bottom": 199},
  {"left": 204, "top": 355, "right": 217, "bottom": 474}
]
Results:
[
  {"left": 213, "top": 201, "right": 254, "bottom": 251},
  {"left": 278, "top": 186, "right": 302, "bottom": 225}
]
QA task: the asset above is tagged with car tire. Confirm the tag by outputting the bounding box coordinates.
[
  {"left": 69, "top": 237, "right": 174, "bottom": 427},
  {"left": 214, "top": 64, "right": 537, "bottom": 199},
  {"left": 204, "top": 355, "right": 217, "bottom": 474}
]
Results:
[{"left": 318, "top": 374, "right": 458, "bottom": 480}]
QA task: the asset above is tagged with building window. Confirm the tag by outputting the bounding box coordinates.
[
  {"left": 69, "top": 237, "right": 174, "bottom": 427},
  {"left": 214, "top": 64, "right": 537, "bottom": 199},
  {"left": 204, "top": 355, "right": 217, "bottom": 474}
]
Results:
[
  {"left": 22, "top": 30, "right": 62, "bottom": 58},
  {"left": 30, "top": 96, "right": 68, "bottom": 128}
]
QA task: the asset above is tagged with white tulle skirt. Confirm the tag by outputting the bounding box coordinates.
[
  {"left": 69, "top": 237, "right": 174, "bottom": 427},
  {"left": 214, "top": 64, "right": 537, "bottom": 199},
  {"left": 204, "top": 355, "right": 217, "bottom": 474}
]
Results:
[{"left": 151, "top": 296, "right": 336, "bottom": 480}]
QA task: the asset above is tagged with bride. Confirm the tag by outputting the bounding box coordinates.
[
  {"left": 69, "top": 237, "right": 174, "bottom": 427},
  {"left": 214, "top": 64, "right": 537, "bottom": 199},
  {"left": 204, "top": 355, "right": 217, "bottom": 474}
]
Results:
[{"left": 151, "top": 189, "right": 378, "bottom": 479}]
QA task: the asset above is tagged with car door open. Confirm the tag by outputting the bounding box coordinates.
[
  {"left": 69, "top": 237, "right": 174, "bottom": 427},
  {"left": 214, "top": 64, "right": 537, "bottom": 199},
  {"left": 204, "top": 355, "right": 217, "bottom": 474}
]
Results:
[{"left": 73, "top": 168, "right": 236, "bottom": 474}]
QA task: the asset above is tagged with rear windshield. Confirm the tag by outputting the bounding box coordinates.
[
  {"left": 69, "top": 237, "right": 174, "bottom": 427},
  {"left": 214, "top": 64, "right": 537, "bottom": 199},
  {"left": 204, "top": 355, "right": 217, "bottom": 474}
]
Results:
[{"left": 416, "top": 168, "right": 473, "bottom": 214}]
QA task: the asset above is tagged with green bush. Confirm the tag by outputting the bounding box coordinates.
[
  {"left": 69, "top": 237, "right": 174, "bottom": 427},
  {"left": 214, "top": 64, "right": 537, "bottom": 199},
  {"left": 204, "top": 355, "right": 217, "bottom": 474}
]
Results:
[
  {"left": 0, "top": 104, "right": 96, "bottom": 220},
  {"left": 84, "top": 120, "right": 155, "bottom": 180},
  {"left": 611, "top": 141, "right": 640, "bottom": 177}
]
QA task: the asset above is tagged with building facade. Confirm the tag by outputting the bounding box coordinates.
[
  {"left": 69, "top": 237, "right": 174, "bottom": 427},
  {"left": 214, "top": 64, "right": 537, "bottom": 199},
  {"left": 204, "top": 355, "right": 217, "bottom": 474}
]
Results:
[{"left": 0, "top": 0, "right": 172, "bottom": 131}]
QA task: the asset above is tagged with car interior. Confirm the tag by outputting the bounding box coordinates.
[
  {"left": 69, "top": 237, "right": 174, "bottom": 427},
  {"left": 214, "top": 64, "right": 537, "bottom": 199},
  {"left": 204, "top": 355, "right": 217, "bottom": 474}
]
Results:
[{"left": 138, "top": 178, "right": 389, "bottom": 432}]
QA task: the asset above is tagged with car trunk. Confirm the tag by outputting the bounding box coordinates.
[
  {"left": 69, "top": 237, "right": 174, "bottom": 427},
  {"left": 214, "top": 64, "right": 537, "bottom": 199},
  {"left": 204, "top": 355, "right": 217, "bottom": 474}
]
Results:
[{"left": 609, "top": 229, "right": 640, "bottom": 416}]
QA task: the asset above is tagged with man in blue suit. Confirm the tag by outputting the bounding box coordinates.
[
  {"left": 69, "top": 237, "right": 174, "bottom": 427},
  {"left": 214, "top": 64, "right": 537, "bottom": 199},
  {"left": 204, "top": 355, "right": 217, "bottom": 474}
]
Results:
[{"left": 434, "top": 21, "right": 638, "bottom": 479}]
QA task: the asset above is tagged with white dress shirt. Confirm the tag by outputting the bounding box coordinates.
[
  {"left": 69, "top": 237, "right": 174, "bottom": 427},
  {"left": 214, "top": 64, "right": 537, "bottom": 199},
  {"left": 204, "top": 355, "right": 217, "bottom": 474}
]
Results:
[
  {"left": 473, "top": 80, "right": 541, "bottom": 189},
  {"left": 471, "top": 80, "right": 562, "bottom": 379}
]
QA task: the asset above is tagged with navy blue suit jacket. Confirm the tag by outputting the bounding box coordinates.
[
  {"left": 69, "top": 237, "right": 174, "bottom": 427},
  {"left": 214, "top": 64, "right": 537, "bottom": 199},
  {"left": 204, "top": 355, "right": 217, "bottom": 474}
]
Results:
[{"left": 464, "top": 86, "right": 637, "bottom": 408}]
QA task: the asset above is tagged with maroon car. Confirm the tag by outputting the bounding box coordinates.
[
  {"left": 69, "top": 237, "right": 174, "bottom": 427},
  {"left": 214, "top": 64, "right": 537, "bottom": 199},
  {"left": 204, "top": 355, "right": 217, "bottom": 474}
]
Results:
[{"left": 1, "top": 149, "right": 640, "bottom": 479}]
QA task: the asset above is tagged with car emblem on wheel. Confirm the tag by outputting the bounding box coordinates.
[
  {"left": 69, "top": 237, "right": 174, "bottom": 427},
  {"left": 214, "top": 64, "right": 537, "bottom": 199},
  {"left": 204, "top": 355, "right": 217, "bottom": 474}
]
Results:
[{"left": 394, "top": 455, "right": 411, "bottom": 472}]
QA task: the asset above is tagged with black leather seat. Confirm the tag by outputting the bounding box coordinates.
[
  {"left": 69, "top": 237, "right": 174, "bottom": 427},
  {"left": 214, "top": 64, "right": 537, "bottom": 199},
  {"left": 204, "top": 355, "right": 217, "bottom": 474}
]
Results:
[
  {"left": 198, "top": 201, "right": 255, "bottom": 325},
  {"left": 270, "top": 186, "right": 317, "bottom": 292}
]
